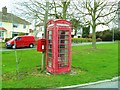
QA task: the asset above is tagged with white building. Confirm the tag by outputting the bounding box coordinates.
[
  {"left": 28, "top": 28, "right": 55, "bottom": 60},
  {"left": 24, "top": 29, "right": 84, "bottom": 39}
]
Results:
[{"left": 0, "top": 6, "right": 30, "bottom": 42}]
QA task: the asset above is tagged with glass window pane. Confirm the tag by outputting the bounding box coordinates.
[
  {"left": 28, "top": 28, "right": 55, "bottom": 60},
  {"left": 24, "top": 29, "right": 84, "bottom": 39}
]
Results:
[
  {"left": 47, "top": 31, "right": 52, "bottom": 68},
  {"left": 23, "top": 24, "right": 26, "bottom": 29},
  {"left": 48, "top": 57, "right": 52, "bottom": 67},
  {"left": 58, "top": 30, "right": 69, "bottom": 68},
  {"left": 13, "top": 23, "right": 18, "bottom": 28},
  {"left": 48, "top": 40, "right": 52, "bottom": 43},
  {"left": 48, "top": 44, "right": 52, "bottom": 49},
  {"left": 59, "top": 45, "right": 68, "bottom": 48},
  {"left": 48, "top": 35, "right": 52, "bottom": 40},
  {"left": 59, "top": 31, "right": 69, "bottom": 35},
  {"left": 2, "top": 32, "right": 4, "bottom": 37},
  {"left": 0, "top": 32, "right": 4, "bottom": 38},
  {"left": 0, "top": 22, "right": 2, "bottom": 26},
  {"left": 48, "top": 31, "right": 52, "bottom": 35},
  {"left": 0, "top": 32, "right": 1, "bottom": 37}
]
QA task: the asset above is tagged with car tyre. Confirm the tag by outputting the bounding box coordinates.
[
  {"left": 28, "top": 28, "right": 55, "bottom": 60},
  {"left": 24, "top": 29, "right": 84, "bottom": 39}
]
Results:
[
  {"left": 12, "top": 45, "right": 16, "bottom": 49},
  {"left": 29, "top": 44, "right": 34, "bottom": 48}
]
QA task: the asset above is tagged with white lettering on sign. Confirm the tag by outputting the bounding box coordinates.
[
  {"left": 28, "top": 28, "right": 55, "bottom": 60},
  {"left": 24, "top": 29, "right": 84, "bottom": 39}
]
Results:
[
  {"left": 42, "top": 45, "right": 44, "bottom": 49},
  {"left": 47, "top": 24, "right": 54, "bottom": 27},
  {"left": 57, "top": 24, "right": 69, "bottom": 26}
]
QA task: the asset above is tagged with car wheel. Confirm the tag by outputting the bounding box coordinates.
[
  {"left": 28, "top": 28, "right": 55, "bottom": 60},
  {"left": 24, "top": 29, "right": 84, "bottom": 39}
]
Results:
[
  {"left": 12, "top": 45, "right": 16, "bottom": 49},
  {"left": 29, "top": 44, "right": 34, "bottom": 48}
]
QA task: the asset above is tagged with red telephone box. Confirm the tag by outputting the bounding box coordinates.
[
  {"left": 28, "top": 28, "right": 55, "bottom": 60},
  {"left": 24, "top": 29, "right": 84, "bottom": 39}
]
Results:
[{"left": 46, "top": 19, "right": 72, "bottom": 74}]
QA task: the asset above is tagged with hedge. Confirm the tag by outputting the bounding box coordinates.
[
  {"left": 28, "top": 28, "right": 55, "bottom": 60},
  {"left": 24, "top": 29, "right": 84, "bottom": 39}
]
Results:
[
  {"left": 72, "top": 38, "right": 92, "bottom": 43},
  {"left": 5, "top": 38, "right": 12, "bottom": 42}
]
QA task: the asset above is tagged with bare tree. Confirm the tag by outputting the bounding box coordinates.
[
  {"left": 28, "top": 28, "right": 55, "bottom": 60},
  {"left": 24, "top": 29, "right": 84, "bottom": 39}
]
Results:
[
  {"left": 15, "top": 0, "right": 71, "bottom": 21},
  {"left": 14, "top": 0, "right": 50, "bottom": 71},
  {"left": 15, "top": 0, "right": 46, "bottom": 21},
  {"left": 48, "top": 0, "right": 71, "bottom": 19},
  {"left": 74, "top": 0, "right": 117, "bottom": 49},
  {"left": 14, "top": 0, "right": 72, "bottom": 71},
  {"left": 118, "top": 1, "right": 120, "bottom": 30}
]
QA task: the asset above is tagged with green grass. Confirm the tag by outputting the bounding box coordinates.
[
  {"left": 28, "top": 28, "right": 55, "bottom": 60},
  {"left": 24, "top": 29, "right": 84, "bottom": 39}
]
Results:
[
  {"left": 2, "top": 42, "right": 118, "bottom": 88},
  {"left": 0, "top": 42, "right": 5, "bottom": 48}
]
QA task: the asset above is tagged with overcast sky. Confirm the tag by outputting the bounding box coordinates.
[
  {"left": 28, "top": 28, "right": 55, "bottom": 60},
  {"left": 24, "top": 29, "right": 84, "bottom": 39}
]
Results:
[
  {"left": 0, "top": 0, "right": 118, "bottom": 11},
  {"left": 0, "top": 0, "right": 26, "bottom": 13},
  {"left": 0, "top": 0, "right": 13, "bottom": 12},
  {"left": 0, "top": 0, "right": 118, "bottom": 31}
]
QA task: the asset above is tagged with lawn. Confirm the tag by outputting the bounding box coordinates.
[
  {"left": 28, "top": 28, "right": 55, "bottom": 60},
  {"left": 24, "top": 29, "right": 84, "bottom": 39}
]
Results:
[
  {"left": 0, "top": 42, "right": 5, "bottom": 48},
  {"left": 2, "top": 42, "right": 118, "bottom": 88}
]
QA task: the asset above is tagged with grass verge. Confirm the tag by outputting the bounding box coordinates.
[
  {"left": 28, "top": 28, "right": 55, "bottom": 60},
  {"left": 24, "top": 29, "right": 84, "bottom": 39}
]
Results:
[
  {"left": 2, "top": 42, "right": 118, "bottom": 88},
  {"left": 0, "top": 42, "right": 5, "bottom": 48}
]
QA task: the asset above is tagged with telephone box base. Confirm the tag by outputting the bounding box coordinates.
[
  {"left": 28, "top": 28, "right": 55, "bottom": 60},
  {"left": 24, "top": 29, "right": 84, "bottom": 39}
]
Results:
[{"left": 47, "top": 67, "right": 71, "bottom": 74}]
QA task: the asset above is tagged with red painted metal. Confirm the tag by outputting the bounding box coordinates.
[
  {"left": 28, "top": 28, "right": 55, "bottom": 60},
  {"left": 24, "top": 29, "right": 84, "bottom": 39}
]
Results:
[
  {"left": 46, "top": 19, "right": 72, "bottom": 74},
  {"left": 37, "top": 39, "right": 46, "bottom": 52}
]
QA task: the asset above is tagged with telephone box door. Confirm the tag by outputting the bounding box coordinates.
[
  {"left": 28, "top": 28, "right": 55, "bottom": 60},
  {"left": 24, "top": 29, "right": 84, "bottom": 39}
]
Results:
[{"left": 46, "top": 19, "right": 72, "bottom": 74}]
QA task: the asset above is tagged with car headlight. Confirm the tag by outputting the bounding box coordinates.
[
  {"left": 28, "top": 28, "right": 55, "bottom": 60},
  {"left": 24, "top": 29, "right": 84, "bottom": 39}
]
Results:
[{"left": 6, "top": 42, "right": 11, "bottom": 45}]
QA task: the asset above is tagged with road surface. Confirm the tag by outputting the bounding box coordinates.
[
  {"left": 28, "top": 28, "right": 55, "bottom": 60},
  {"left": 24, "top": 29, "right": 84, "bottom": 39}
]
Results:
[
  {"left": 0, "top": 42, "right": 114, "bottom": 52},
  {"left": 79, "top": 80, "right": 119, "bottom": 88},
  {"left": 57, "top": 78, "right": 119, "bottom": 90}
]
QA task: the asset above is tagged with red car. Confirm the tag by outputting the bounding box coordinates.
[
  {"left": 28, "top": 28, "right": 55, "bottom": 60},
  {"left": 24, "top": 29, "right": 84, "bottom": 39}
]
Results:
[{"left": 6, "top": 36, "right": 36, "bottom": 49}]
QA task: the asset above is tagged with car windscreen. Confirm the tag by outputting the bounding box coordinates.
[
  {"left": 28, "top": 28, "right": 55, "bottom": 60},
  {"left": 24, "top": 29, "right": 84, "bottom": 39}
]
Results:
[{"left": 11, "top": 37, "right": 18, "bottom": 40}]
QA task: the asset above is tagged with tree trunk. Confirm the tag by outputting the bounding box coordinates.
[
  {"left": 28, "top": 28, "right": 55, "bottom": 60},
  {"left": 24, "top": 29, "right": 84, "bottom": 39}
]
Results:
[
  {"left": 92, "top": 26, "right": 96, "bottom": 49},
  {"left": 92, "top": 0, "right": 97, "bottom": 49},
  {"left": 62, "top": 1, "right": 70, "bottom": 19},
  {"left": 41, "top": 2, "right": 49, "bottom": 72},
  {"left": 63, "top": 3, "right": 67, "bottom": 19},
  {"left": 74, "top": 28, "right": 77, "bottom": 36},
  {"left": 63, "top": 10, "right": 67, "bottom": 19}
]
